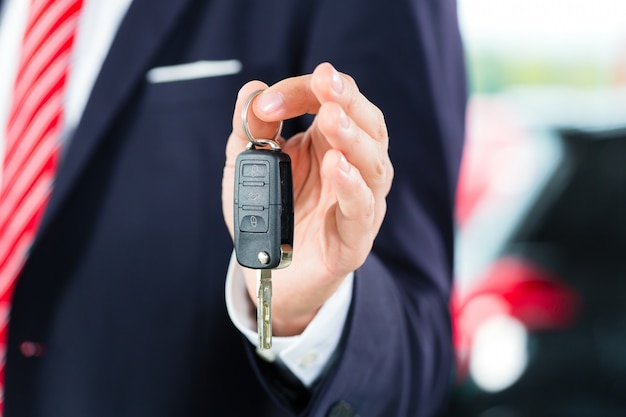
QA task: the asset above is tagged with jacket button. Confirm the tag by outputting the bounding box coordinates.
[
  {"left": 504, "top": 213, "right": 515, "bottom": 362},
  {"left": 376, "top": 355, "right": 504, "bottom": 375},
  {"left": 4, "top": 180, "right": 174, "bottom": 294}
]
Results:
[
  {"left": 327, "top": 401, "right": 359, "bottom": 417},
  {"left": 20, "top": 342, "right": 45, "bottom": 358}
]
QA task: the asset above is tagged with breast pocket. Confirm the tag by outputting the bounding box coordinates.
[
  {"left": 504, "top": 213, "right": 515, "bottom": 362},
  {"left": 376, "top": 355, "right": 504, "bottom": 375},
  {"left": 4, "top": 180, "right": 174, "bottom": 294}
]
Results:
[{"left": 143, "top": 59, "right": 245, "bottom": 108}]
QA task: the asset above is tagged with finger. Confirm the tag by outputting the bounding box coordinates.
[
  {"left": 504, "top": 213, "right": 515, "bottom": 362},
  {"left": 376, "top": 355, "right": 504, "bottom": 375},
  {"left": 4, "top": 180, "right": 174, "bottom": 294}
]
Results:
[
  {"left": 247, "top": 62, "right": 388, "bottom": 151},
  {"left": 322, "top": 150, "right": 380, "bottom": 269},
  {"left": 316, "top": 101, "right": 393, "bottom": 201},
  {"left": 226, "top": 80, "right": 283, "bottom": 160},
  {"left": 256, "top": 70, "right": 391, "bottom": 194},
  {"left": 310, "top": 62, "right": 388, "bottom": 144},
  {"left": 254, "top": 62, "right": 391, "bottom": 197},
  {"left": 253, "top": 73, "right": 319, "bottom": 121},
  {"left": 254, "top": 63, "right": 388, "bottom": 145}
]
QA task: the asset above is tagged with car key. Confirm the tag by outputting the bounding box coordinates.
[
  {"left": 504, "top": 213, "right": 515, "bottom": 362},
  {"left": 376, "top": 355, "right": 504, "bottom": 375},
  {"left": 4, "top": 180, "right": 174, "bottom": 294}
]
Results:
[{"left": 234, "top": 90, "right": 294, "bottom": 350}]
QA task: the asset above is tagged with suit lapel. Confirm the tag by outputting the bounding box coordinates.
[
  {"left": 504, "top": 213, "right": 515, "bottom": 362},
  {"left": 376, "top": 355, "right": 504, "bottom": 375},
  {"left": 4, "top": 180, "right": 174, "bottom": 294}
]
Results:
[{"left": 37, "top": 0, "right": 196, "bottom": 239}]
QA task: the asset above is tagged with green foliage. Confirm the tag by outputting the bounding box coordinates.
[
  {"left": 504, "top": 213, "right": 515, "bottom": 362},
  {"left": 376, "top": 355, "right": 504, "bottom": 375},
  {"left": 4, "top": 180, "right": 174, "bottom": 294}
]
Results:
[{"left": 467, "top": 52, "right": 613, "bottom": 94}]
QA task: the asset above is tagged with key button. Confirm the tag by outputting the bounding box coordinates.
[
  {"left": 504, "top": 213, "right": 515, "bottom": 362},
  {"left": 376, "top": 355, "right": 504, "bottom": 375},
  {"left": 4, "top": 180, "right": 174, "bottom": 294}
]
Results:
[
  {"left": 239, "top": 184, "right": 269, "bottom": 206},
  {"left": 240, "top": 215, "right": 268, "bottom": 233},
  {"left": 242, "top": 162, "right": 268, "bottom": 178}
]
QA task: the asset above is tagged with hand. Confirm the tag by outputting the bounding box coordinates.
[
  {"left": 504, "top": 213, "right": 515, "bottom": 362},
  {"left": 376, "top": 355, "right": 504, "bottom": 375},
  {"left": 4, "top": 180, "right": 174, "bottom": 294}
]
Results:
[{"left": 222, "top": 62, "right": 393, "bottom": 336}]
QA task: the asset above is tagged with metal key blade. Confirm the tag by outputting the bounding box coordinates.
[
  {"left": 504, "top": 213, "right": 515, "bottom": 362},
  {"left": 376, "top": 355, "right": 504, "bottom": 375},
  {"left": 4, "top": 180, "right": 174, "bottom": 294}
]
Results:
[{"left": 257, "top": 269, "right": 273, "bottom": 350}]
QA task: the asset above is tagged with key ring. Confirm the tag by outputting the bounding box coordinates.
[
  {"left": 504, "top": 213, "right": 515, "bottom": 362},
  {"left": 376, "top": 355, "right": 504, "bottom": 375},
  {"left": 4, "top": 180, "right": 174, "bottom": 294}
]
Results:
[{"left": 242, "top": 89, "right": 283, "bottom": 149}]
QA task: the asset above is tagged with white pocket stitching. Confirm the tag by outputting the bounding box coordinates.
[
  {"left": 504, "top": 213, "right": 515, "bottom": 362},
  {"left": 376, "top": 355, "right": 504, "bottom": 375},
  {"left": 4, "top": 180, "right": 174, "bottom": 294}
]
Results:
[{"left": 146, "top": 59, "right": 242, "bottom": 84}]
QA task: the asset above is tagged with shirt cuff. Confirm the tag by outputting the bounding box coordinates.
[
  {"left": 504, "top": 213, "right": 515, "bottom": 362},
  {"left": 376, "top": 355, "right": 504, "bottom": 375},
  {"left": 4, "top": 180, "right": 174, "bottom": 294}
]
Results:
[{"left": 225, "top": 252, "right": 353, "bottom": 387}]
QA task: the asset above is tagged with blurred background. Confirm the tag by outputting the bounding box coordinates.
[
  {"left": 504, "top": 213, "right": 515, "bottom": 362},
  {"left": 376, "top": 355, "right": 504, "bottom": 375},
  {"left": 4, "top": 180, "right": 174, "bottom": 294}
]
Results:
[{"left": 443, "top": 1, "right": 626, "bottom": 416}]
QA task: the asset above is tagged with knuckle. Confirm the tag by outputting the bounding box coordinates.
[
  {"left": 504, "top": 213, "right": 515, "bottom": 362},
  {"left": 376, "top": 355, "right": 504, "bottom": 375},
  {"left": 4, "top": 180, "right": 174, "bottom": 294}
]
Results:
[
  {"left": 375, "top": 109, "right": 388, "bottom": 141},
  {"left": 363, "top": 192, "right": 376, "bottom": 219},
  {"left": 372, "top": 148, "right": 389, "bottom": 181},
  {"left": 386, "top": 160, "right": 395, "bottom": 192},
  {"left": 343, "top": 74, "right": 358, "bottom": 92},
  {"left": 344, "top": 76, "right": 360, "bottom": 109},
  {"left": 374, "top": 154, "right": 387, "bottom": 178}
]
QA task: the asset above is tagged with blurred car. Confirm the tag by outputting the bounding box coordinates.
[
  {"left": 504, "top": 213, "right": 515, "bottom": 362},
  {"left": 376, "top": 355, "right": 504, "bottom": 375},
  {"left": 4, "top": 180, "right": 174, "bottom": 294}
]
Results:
[{"left": 441, "top": 95, "right": 626, "bottom": 417}]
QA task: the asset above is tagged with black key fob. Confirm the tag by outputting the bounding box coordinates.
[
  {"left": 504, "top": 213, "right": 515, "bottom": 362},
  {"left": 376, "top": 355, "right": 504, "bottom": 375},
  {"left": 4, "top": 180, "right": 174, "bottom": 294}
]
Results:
[{"left": 234, "top": 146, "right": 293, "bottom": 269}]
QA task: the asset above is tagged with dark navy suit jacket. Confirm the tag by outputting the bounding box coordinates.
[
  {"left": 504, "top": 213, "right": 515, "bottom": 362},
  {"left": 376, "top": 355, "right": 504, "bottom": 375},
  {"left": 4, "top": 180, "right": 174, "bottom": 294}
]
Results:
[{"left": 3, "top": 0, "right": 466, "bottom": 415}]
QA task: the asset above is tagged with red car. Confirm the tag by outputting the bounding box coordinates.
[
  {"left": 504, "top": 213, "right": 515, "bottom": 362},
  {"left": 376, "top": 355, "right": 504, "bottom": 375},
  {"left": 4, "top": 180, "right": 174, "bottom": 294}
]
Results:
[{"left": 443, "top": 98, "right": 626, "bottom": 417}]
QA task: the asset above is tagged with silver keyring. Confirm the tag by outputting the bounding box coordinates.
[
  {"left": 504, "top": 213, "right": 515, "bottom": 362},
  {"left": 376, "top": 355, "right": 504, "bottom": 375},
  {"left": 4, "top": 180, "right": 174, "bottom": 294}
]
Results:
[
  {"left": 242, "top": 89, "right": 283, "bottom": 148},
  {"left": 245, "top": 139, "right": 280, "bottom": 150}
]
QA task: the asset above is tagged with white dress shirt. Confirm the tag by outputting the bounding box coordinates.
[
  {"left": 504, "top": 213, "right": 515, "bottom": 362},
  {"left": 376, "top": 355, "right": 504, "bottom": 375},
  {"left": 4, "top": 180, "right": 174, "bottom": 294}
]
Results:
[{"left": 0, "top": 0, "right": 352, "bottom": 387}]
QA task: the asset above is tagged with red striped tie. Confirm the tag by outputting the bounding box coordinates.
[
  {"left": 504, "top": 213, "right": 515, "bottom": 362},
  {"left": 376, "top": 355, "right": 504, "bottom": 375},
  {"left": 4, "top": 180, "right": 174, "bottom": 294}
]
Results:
[{"left": 0, "top": 0, "right": 83, "bottom": 410}]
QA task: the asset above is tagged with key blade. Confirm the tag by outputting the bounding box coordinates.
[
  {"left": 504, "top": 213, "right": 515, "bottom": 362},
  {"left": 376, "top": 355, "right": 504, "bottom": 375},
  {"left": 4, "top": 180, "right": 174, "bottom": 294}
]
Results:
[{"left": 257, "top": 269, "right": 272, "bottom": 350}]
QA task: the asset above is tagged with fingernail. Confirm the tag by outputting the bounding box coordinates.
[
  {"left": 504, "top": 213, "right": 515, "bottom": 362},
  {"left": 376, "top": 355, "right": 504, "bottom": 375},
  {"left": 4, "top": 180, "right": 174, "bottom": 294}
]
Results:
[
  {"left": 338, "top": 153, "right": 350, "bottom": 173},
  {"left": 256, "top": 92, "right": 284, "bottom": 115},
  {"left": 332, "top": 69, "right": 343, "bottom": 95}
]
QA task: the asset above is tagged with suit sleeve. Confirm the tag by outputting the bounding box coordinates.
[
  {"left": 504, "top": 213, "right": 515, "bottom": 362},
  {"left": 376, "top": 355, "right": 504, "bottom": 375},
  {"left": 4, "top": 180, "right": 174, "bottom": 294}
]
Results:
[
  {"left": 307, "top": 1, "right": 466, "bottom": 415},
  {"left": 254, "top": 0, "right": 467, "bottom": 416}
]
